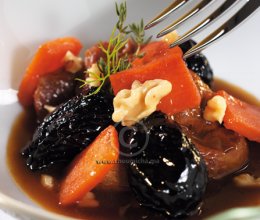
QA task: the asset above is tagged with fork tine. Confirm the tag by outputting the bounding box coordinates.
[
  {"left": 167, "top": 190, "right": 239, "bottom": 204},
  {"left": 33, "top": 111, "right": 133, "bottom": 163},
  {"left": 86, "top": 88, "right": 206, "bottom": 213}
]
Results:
[
  {"left": 144, "top": 0, "right": 190, "bottom": 30},
  {"left": 170, "top": 0, "right": 239, "bottom": 48},
  {"left": 157, "top": 0, "right": 214, "bottom": 38},
  {"left": 183, "top": 0, "right": 260, "bottom": 59}
]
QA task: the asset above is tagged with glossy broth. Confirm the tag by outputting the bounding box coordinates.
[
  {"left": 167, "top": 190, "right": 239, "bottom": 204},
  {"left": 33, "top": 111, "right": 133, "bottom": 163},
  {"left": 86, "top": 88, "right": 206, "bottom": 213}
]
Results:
[{"left": 7, "top": 79, "right": 260, "bottom": 219}]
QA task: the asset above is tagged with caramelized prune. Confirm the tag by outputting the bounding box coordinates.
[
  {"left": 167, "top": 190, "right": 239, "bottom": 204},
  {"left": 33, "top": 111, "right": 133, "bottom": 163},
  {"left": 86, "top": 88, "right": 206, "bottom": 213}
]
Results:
[
  {"left": 180, "top": 40, "right": 213, "bottom": 86},
  {"left": 126, "top": 112, "right": 208, "bottom": 218},
  {"left": 21, "top": 90, "right": 113, "bottom": 171},
  {"left": 179, "top": 39, "right": 197, "bottom": 54}
]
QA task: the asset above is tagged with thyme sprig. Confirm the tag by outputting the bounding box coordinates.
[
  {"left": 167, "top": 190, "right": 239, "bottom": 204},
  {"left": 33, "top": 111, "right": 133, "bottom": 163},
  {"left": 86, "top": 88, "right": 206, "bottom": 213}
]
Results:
[
  {"left": 80, "top": 1, "right": 151, "bottom": 97},
  {"left": 98, "top": 27, "right": 129, "bottom": 75},
  {"left": 115, "top": 2, "right": 129, "bottom": 34},
  {"left": 129, "top": 19, "right": 152, "bottom": 56}
]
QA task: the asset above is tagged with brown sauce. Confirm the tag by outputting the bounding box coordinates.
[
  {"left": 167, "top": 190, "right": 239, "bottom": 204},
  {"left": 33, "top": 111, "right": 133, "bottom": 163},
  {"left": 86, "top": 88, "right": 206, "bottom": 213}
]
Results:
[{"left": 6, "top": 78, "right": 260, "bottom": 219}]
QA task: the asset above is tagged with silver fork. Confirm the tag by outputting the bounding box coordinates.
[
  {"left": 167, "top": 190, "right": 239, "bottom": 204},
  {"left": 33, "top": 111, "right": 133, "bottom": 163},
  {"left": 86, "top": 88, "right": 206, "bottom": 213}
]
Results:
[{"left": 145, "top": 0, "right": 260, "bottom": 59}]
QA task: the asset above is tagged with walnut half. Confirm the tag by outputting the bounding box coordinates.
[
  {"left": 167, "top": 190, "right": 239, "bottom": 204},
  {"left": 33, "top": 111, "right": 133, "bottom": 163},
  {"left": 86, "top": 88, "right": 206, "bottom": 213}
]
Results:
[{"left": 112, "top": 79, "right": 172, "bottom": 126}]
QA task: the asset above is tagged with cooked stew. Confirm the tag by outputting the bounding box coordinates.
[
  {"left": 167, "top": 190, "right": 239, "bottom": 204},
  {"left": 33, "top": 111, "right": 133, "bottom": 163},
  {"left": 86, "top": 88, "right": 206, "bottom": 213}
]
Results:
[{"left": 6, "top": 2, "right": 260, "bottom": 220}]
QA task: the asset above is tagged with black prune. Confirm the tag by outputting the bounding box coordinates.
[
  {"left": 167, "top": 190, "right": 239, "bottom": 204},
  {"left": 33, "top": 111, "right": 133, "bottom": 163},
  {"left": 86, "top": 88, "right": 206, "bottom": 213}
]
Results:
[
  {"left": 179, "top": 39, "right": 197, "bottom": 54},
  {"left": 21, "top": 90, "right": 113, "bottom": 171},
  {"left": 179, "top": 40, "right": 214, "bottom": 86},
  {"left": 126, "top": 112, "right": 208, "bottom": 218},
  {"left": 186, "top": 53, "right": 213, "bottom": 86}
]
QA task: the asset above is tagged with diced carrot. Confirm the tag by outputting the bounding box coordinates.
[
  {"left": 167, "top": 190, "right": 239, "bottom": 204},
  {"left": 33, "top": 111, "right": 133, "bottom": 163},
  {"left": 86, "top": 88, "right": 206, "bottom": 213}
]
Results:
[
  {"left": 132, "top": 41, "right": 182, "bottom": 67},
  {"left": 18, "top": 37, "right": 82, "bottom": 107},
  {"left": 110, "top": 42, "right": 201, "bottom": 115},
  {"left": 59, "top": 125, "right": 119, "bottom": 205},
  {"left": 217, "top": 90, "right": 260, "bottom": 142}
]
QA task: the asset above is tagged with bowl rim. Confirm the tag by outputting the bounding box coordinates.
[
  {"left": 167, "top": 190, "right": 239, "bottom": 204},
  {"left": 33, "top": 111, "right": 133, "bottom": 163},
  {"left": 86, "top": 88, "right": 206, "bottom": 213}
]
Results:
[
  {"left": 0, "top": 191, "right": 79, "bottom": 220},
  {"left": 2, "top": 189, "right": 260, "bottom": 220}
]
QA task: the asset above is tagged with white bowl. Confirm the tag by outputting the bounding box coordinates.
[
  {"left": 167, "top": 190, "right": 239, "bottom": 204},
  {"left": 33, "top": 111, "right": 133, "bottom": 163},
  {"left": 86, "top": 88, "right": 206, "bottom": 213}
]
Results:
[{"left": 0, "top": 0, "right": 259, "bottom": 219}]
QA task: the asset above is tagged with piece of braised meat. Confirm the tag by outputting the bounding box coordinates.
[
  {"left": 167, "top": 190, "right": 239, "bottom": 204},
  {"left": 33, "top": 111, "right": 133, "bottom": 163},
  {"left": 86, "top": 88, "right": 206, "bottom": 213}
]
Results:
[
  {"left": 34, "top": 70, "right": 76, "bottom": 120},
  {"left": 174, "top": 73, "right": 248, "bottom": 179},
  {"left": 174, "top": 108, "right": 248, "bottom": 179},
  {"left": 84, "top": 42, "right": 108, "bottom": 68}
]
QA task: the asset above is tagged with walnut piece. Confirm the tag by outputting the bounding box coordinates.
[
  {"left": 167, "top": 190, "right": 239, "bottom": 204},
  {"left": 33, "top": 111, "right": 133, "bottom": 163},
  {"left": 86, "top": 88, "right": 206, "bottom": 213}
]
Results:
[
  {"left": 77, "top": 192, "right": 100, "bottom": 208},
  {"left": 233, "top": 173, "right": 260, "bottom": 188},
  {"left": 43, "top": 104, "right": 56, "bottom": 113},
  {"left": 85, "top": 63, "right": 101, "bottom": 87},
  {"left": 112, "top": 79, "right": 172, "bottom": 126},
  {"left": 64, "top": 50, "right": 83, "bottom": 73},
  {"left": 41, "top": 174, "right": 55, "bottom": 190},
  {"left": 203, "top": 95, "right": 227, "bottom": 124}
]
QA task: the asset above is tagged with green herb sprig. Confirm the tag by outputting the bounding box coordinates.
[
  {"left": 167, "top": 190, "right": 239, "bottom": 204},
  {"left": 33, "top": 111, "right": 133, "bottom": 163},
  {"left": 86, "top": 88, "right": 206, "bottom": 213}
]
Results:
[
  {"left": 79, "top": 1, "right": 151, "bottom": 97},
  {"left": 115, "top": 2, "right": 129, "bottom": 34},
  {"left": 129, "top": 19, "right": 152, "bottom": 56}
]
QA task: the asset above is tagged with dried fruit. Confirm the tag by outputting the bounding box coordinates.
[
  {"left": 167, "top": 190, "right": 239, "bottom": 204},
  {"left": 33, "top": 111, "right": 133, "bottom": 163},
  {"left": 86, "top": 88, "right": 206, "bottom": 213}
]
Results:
[
  {"left": 21, "top": 90, "right": 113, "bottom": 171},
  {"left": 126, "top": 112, "right": 208, "bottom": 218},
  {"left": 180, "top": 40, "right": 214, "bottom": 86}
]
